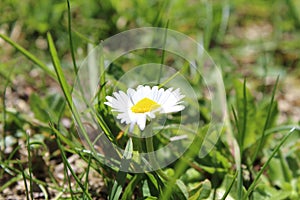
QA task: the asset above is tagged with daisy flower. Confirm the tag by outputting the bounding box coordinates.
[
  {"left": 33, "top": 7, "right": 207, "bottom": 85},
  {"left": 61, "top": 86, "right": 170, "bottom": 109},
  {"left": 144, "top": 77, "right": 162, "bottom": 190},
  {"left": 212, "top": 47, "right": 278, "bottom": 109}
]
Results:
[{"left": 104, "top": 85, "right": 185, "bottom": 131}]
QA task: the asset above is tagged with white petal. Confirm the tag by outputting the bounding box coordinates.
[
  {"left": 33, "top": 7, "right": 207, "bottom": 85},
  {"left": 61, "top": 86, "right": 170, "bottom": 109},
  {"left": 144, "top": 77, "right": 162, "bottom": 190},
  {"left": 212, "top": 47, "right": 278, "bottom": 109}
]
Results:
[
  {"left": 136, "top": 113, "right": 147, "bottom": 130},
  {"left": 161, "top": 105, "right": 185, "bottom": 113}
]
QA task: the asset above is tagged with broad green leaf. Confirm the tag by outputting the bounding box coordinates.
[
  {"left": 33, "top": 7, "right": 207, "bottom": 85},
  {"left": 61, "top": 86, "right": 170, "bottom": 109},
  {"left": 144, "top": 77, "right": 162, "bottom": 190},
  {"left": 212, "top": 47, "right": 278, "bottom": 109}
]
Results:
[
  {"left": 267, "top": 151, "right": 292, "bottom": 187},
  {"left": 217, "top": 174, "right": 247, "bottom": 200},
  {"left": 252, "top": 184, "right": 291, "bottom": 200},
  {"left": 176, "top": 179, "right": 189, "bottom": 200},
  {"left": 245, "top": 127, "right": 297, "bottom": 198},
  {"left": 145, "top": 172, "right": 163, "bottom": 197},
  {"left": 181, "top": 168, "right": 203, "bottom": 183},
  {"left": 189, "top": 179, "right": 211, "bottom": 200}
]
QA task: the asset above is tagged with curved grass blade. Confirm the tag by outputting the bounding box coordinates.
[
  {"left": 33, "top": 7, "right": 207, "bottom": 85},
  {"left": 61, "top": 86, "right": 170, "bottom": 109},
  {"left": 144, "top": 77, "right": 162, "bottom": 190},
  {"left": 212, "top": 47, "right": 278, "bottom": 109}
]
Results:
[
  {"left": 109, "top": 138, "right": 133, "bottom": 200},
  {"left": 244, "top": 127, "right": 299, "bottom": 198},
  {"left": 236, "top": 78, "right": 248, "bottom": 200},
  {"left": 220, "top": 172, "right": 238, "bottom": 200},
  {"left": 157, "top": 20, "right": 169, "bottom": 84},
  {"left": 0, "top": 33, "right": 57, "bottom": 80},
  {"left": 251, "top": 76, "right": 279, "bottom": 164},
  {"left": 26, "top": 131, "right": 34, "bottom": 200},
  {"left": 18, "top": 161, "right": 30, "bottom": 200},
  {"left": 121, "top": 174, "right": 143, "bottom": 200},
  {"left": 47, "top": 32, "right": 94, "bottom": 150},
  {"left": 51, "top": 124, "right": 92, "bottom": 200}
]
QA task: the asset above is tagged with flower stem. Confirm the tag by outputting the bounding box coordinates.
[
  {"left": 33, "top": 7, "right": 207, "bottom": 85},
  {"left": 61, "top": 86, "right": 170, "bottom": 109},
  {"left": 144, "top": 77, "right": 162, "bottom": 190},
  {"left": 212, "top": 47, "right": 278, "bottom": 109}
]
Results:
[
  {"left": 144, "top": 123, "right": 157, "bottom": 168},
  {"left": 144, "top": 123, "right": 169, "bottom": 180}
]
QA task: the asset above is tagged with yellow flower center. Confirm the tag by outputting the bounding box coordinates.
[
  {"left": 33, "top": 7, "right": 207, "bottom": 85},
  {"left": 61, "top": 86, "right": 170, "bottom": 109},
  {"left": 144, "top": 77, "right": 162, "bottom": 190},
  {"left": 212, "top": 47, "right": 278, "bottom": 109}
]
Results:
[{"left": 131, "top": 98, "right": 160, "bottom": 113}]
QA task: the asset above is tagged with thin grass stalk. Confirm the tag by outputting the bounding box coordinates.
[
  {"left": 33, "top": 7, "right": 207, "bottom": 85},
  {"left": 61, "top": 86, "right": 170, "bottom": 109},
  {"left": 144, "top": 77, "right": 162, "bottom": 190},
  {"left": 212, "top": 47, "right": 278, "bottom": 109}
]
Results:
[
  {"left": 64, "top": 166, "right": 74, "bottom": 200},
  {"left": 7, "top": 145, "right": 21, "bottom": 161},
  {"left": 66, "top": 0, "right": 78, "bottom": 74},
  {"left": 158, "top": 71, "right": 180, "bottom": 89},
  {"left": 217, "top": 0, "right": 230, "bottom": 41},
  {"left": 72, "top": 29, "right": 96, "bottom": 45},
  {"left": 53, "top": 128, "right": 92, "bottom": 199},
  {"left": 99, "top": 45, "right": 106, "bottom": 103},
  {"left": 204, "top": 0, "right": 213, "bottom": 49},
  {"left": 231, "top": 105, "right": 240, "bottom": 136},
  {"left": 251, "top": 76, "right": 279, "bottom": 164},
  {"left": 109, "top": 138, "right": 132, "bottom": 200},
  {"left": 18, "top": 160, "right": 30, "bottom": 200},
  {"left": 157, "top": 20, "right": 169, "bottom": 84},
  {"left": 0, "top": 173, "right": 22, "bottom": 192},
  {"left": 84, "top": 155, "right": 92, "bottom": 198},
  {"left": 244, "top": 127, "right": 298, "bottom": 198},
  {"left": 1, "top": 161, "right": 64, "bottom": 192},
  {"left": 26, "top": 131, "right": 34, "bottom": 200},
  {"left": 0, "top": 33, "right": 57, "bottom": 80},
  {"left": 237, "top": 78, "right": 248, "bottom": 200},
  {"left": 153, "top": 0, "right": 169, "bottom": 26},
  {"left": 220, "top": 172, "right": 238, "bottom": 200},
  {"left": 38, "top": 185, "right": 49, "bottom": 200},
  {"left": 121, "top": 175, "right": 142, "bottom": 200},
  {"left": 240, "top": 78, "right": 247, "bottom": 153},
  {"left": 64, "top": 159, "right": 74, "bottom": 200},
  {"left": 47, "top": 32, "right": 95, "bottom": 151}
]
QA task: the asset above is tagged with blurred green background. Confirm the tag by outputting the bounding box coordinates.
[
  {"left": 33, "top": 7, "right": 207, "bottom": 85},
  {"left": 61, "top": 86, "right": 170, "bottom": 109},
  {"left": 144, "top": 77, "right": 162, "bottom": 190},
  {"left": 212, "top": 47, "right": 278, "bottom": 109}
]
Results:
[{"left": 1, "top": 0, "right": 300, "bottom": 122}]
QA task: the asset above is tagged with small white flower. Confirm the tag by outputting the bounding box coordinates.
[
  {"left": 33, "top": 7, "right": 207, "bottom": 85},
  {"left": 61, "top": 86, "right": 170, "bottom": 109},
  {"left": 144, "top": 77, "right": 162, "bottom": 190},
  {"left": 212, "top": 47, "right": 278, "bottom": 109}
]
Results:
[{"left": 104, "top": 85, "right": 185, "bottom": 131}]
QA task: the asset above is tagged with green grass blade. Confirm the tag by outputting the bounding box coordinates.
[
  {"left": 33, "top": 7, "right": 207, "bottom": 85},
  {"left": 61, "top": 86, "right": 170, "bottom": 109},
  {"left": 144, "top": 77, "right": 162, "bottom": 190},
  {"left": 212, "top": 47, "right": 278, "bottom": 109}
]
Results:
[
  {"left": 47, "top": 32, "right": 71, "bottom": 102},
  {"left": 220, "top": 172, "right": 238, "bottom": 200},
  {"left": 160, "top": 126, "right": 207, "bottom": 200},
  {"left": 47, "top": 32, "right": 95, "bottom": 151},
  {"left": 251, "top": 76, "right": 279, "bottom": 164},
  {"left": 157, "top": 20, "right": 169, "bottom": 84},
  {"left": 152, "top": 0, "right": 169, "bottom": 26},
  {"left": 231, "top": 105, "right": 240, "bottom": 136},
  {"left": 52, "top": 125, "right": 92, "bottom": 200},
  {"left": 244, "top": 127, "right": 299, "bottom": 198},
  {"left": 158, "top": 71, "right": 180, "bottom": 89},
  {"left": 0, "top": 33, "right": 57, "bottom": 80},
  {"left": 18, "top": 161, "right": 29, "bottom": 199},
  {"left": 121, "top": 175, "right": 142, "bottom": 200},
  {"left": 240, "top": 78, "right": 247, "bottom": 153},
  {"left": 0, "top": 169, "right": 22, "bottom": 193},
  {"left": 26, "top": 131, "right": 34, "bottom": 200},
  {"left": 64, "top": 160, "right": 75, "bottom": 200},
  {"left": 286, "top": 0, "right": 300, "bottom": 28},
  {"left": 217, "top": 0, "right": 230, "bottom": 41},
  {"left": 109, "top": 138, "right": 133, "bottom": 200},
  {"left": 84, "top": 155, "right": 92, "bottom": 196},
  {"left": 66, "top": 0, "right": 78, "bottom": 74},
  {"left": 72, "top": 29, "right": 97, "bottom": 45},
  {"left": 244, "top": 125, "right": 299, "bottom": 149},
  {"left": 204, "top": 0, "right": 213, "bottom": 49},
  {"left": 237, "top": 78, "right": 247, "bottom": 200}
]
